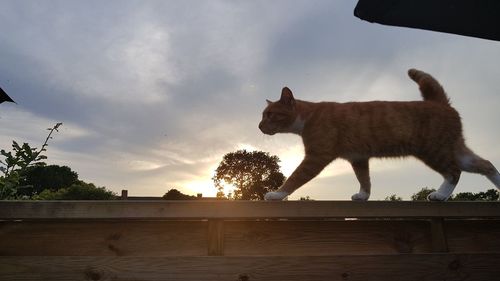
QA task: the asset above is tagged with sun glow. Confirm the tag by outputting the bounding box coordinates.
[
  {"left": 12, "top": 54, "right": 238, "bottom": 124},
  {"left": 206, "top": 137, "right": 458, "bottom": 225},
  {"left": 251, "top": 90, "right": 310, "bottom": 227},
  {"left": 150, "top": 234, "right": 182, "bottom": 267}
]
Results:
[
  {"left": 277, "top": 144, "right": 353, "bottom": 178},
  {"left": 278, "top": 145, "right": 304, "bottom": 176},
  {"left": 217, "top": 181, "right": 237, "bottom": 197},
  {"left": 184, "top": 179, "right": 217, "bottom": 197},
  {"left": 183, "top": 178, "right": 236, "bottom": 198}
]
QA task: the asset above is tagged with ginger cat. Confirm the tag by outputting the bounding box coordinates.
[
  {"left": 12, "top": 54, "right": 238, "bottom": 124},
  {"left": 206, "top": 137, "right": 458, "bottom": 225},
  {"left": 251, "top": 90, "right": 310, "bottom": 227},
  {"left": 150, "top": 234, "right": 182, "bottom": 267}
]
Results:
[{"left": 259, "top": 69, "right": 500, "bottom": 201}]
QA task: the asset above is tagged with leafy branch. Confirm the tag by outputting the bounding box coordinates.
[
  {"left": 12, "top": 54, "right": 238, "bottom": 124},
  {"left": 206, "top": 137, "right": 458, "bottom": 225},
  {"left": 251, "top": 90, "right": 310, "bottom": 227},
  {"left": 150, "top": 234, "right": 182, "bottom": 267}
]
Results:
[
  {"left": 0, "top": 122, "right": 63, "bottom": 199},
  {"left": 39, "top": 122, "right": 63, "bottom": 161}
]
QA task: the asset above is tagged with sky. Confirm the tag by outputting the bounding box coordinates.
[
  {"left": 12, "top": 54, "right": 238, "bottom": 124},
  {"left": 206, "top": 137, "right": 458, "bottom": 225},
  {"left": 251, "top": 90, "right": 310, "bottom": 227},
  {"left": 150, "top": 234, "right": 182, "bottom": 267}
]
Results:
[{"left": 1, "top": 0, "right": 499, "bottom": 200}]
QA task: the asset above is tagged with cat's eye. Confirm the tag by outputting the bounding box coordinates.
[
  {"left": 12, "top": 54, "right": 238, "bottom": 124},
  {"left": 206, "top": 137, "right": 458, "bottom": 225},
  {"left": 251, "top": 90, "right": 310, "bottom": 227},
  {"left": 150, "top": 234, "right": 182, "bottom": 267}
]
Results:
[
  {"left": 265, "top": 112, "right": 276, "bottom": 118},
  {"left": 265, "top": 112, "right": 287, "bottom": 120}
]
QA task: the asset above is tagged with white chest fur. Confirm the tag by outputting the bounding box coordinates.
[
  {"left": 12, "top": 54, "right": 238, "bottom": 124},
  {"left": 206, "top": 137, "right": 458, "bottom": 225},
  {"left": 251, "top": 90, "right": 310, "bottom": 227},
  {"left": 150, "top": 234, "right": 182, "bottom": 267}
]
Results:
[{"left": 289, "top": 116, "right": 305, "bottom": 135}]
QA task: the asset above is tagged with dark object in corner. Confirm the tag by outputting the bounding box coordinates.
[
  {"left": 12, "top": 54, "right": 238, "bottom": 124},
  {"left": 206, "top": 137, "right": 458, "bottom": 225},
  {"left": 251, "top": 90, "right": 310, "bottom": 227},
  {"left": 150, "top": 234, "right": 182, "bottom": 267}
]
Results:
[
  {"left": 354, "top": 0, "right": 500, "bottom": 41},
  {"left": 1, "top": 87, "right": 15, "bottom": 104}
]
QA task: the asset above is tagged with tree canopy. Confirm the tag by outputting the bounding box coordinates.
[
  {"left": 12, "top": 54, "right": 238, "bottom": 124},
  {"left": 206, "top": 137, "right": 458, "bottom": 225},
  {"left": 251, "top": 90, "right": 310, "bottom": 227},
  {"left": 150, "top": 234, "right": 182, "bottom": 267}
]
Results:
[
  {"left": 410, "top": 187, "right": 436, "bottom": 201},
  {"left": 163, "top": 189, "right": 197, "bottom": 200},
  {"left": 33, "top": 181, "right": 116, "bottom": 200},
  {"left": 18, "top": 165, "right": 78, "bottom": 196},
  {"left": 1, "top": 123, "right": 62, "bottom": 199},
  {"left": 450, "top": 189, "right": 499, "bottom": 201},
  {"left": 384, "top": 194, "right": 403, "bottom": 201},
  {"left": 407, "top": 187, "right": 499, "bottom": 201},
  {"left": 213, "top": 150, "right": 285, "bottom": 200}
]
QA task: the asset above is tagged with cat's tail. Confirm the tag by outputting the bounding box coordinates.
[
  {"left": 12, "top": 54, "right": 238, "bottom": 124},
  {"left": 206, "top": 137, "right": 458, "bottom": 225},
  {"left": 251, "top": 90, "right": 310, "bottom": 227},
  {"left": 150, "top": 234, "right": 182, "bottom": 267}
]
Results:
[{"left": 408, "top": 69, "right": 450, "bottom": 106}]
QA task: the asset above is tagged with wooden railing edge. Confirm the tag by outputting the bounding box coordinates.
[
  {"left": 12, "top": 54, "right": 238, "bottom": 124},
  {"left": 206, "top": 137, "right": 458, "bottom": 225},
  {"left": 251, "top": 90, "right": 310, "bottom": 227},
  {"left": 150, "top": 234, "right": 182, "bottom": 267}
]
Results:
[{"left": 1, "top": 200, "right": 499, "bottom": 220}]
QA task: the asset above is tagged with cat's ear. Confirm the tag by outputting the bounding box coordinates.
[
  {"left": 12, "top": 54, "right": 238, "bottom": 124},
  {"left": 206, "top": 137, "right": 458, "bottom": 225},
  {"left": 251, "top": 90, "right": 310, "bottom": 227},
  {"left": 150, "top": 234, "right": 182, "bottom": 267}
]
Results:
[
  {"left": 266, "top": 99, "right": 272, "bottom": 105},
  {"left": 280, "top": 87, "right": 295, "bottom": 107}
]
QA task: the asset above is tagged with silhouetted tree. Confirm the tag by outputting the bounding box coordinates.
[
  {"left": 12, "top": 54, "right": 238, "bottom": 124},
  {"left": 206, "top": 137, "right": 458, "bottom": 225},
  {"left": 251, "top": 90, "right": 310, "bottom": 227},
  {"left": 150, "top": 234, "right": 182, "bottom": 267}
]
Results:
[
  {"left": 33, "top": 181, "right": 116, "bottom": 200},
  {"left": 410, "top": 187, "right": 499, "bottom": 201},
  {"left": 451, "top": 189, "right": 499, "bottom": 201},
  {"left": 384, "top": 194, "right": 403, "bottom": 201},
  {"left": 18, "top": 165, "right": 78, "bottom": 196},
  {"left": 163, "top": 189, "right": 196, "bottom": 200},
  {"left": 0, "top": 123, "right": 62, "bottom": 199},
  {"left": 213, "top": 150, "right": 285, "bottom": 200},
  {"left": 411, "top": 187, "right": 436, "bottom": 201}
]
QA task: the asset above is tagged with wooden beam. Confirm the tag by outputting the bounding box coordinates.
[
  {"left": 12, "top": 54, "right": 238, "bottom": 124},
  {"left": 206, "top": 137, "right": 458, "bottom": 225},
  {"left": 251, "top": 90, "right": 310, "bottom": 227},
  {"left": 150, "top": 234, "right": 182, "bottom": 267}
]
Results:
[
  {"left": 0, "top": 220, "right": 436, "bottom": 256},
  {"left": 430, "top": 218, "right": 448, "bottom": 252},
  {"left": 223, "top": 220, "right": 433, "bottom": 255},
  {"left": 0, "top": 221, "right": 207, "bottom": 256},
  {"left": 445, "top": 219, "right": 500, "bottom": 253},
  {"left": 207, "top": 219, "right": 224, "bottom": 256},
  {"left": 1, "top": 254, "right": 499, "bottom": 281},
  {"left": 2, "top": 219, "right": 498, "bottom": 257},
  {"left": 1, "top": 201, "right": 499, "bottom": 220}
]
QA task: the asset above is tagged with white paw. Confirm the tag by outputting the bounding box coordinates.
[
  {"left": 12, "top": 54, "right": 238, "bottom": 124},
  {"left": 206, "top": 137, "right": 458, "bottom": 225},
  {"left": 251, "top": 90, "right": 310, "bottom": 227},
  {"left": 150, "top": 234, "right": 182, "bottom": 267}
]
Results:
[
  {"left": 264, "top": 191, "right": 289, "bottom": 201},
  {"left": 427, "top": 191, "right": 449, "bottom": 201},
  {"left": 351, "top": 191, "right": 370, "bottom": 201}
]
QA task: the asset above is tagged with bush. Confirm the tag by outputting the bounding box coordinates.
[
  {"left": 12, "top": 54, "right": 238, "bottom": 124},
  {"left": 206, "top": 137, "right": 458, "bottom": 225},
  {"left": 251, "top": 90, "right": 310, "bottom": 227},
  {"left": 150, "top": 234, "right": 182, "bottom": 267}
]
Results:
[
  {"left": 162, "top": 189, "right": 196, "bottom": 200},
  {"left": 0, "top": 123, "right": 62, "bottom": 199},
  {"left": 384, "top": 194, "right": 403, "bottom": 201},
  {"left": 18, "top": 165, "right": 79, "bottom": 197},
  {"left": 411, "top": 187, "right": 436, "bottom": 201},
  {"left": 33, "top": 181, "right": 116, "bottom": 200}
]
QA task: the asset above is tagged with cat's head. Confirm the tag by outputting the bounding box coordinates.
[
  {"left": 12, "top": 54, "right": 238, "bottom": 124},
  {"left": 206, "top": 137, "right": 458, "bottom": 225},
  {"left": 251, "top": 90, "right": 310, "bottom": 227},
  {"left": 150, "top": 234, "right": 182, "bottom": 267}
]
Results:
[{"left": 259, "top": 87, "right": 300, "bottom": 135}]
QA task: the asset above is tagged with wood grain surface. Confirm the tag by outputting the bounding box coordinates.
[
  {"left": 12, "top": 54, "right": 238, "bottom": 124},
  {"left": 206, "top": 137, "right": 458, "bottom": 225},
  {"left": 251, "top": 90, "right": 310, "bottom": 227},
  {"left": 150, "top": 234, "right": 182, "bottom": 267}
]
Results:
[
  {"left": 1, "top": 201, "right": 499, "bottom": 220},
  {"left": 1, "top": 254, "right": 498, "bottom": 281},
  {"left": 1, "top": 201, "right": 499, "bottom": 280}
]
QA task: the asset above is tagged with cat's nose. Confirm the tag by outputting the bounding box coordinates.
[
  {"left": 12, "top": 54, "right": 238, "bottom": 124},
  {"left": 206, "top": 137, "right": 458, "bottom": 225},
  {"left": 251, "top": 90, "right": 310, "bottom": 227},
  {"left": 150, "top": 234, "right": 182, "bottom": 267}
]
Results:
[{"left": 258, "top": 121, "right": 266, "bottom": 133}]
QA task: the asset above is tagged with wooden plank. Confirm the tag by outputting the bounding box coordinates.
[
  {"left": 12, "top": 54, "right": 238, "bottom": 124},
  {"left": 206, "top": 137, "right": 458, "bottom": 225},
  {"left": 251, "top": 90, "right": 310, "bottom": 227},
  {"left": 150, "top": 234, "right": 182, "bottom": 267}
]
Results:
[
  {"left": 430, "top": 218, "right": 449, "bottom": 252},
  {"left": 207, "top": 219, "right": 224, "bottom": 256},
  {"left": 1, "top": 201, "right": 499, "bottom": 220},
  {"left": 0, "top": 254, "right": 499, "bottom": 281},
  {"left": 3, "top": 219, "right": 498, "bottom": 257},
  {"left": 2, "top": 219, "right": 498, "bottom": 257},
  {"left": 224, "top": 220, "right": 432, "bottom": 255},
  {"left": 0, "top": 221, "right": 207, "bottom": 256},
  {"left": 445, "top": 219, "right": 500, "bottom": 253}
]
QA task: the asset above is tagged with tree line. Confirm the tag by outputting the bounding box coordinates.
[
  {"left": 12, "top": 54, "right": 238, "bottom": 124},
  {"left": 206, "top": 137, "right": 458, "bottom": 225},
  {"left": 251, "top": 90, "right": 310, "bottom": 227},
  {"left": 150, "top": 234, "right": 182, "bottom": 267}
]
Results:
[{"left": 385, "top": 187, "right": 499, "bottom": 201}]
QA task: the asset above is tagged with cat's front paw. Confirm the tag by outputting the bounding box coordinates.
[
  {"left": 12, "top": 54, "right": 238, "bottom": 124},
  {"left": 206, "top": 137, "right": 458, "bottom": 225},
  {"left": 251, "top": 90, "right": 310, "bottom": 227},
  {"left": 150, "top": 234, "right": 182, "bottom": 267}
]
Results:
[
  {"left": 351, "top": 191, "right": 370, "bottom": 201},
  {"left": 427, "top": 191, "right": 449, "bottom": 201},
  {"left": 264, "top": 191, "right": 289, "bottom": 201}
]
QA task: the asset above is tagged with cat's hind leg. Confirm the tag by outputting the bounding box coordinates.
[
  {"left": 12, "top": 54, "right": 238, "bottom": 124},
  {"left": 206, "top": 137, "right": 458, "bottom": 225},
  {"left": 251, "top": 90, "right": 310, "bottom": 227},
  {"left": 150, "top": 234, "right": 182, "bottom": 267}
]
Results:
[
  {"left": 419, "top": 155, "right": 461, "bottom": 201},
  {"left": 430, "top": 173, "right": 461, "bottom": 201},
  {"left": 350, "top": 159, "right": 371, "bottom": 201},
  {"left": 457, "top": 147, "right": 500, "bottom": 189}
]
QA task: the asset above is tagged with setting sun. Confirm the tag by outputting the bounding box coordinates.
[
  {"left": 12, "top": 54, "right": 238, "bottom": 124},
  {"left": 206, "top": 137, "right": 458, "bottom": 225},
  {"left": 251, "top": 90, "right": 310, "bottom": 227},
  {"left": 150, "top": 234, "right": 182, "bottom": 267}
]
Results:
[
  {"left": 183, "top": 177, "right": 236, "bottom": 198},
  {"left": 183, "top": 179, "right": 217, "bottom": 198}
]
